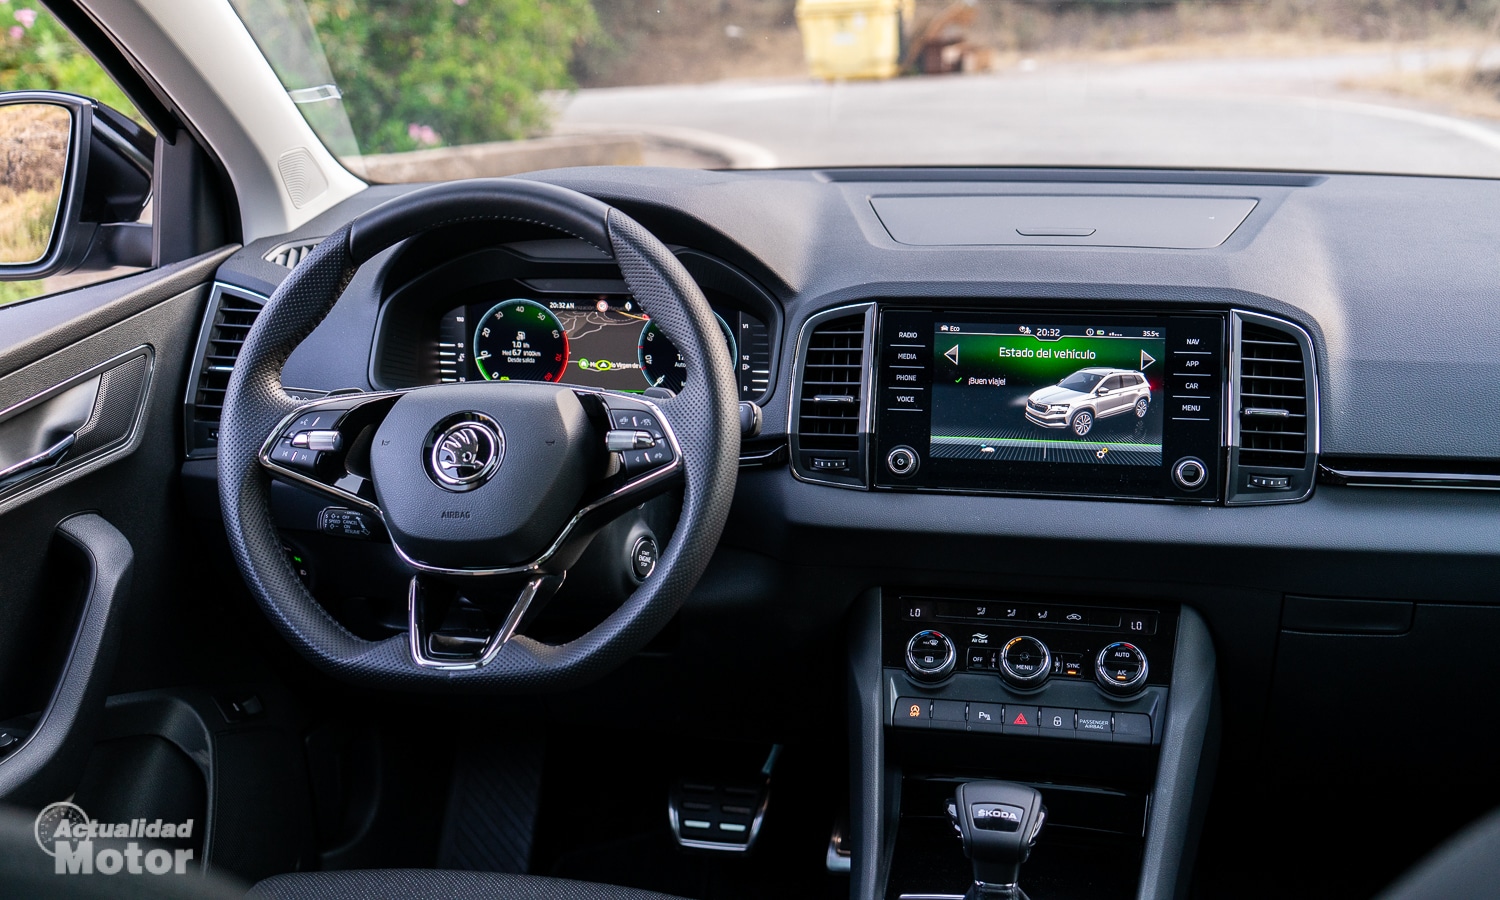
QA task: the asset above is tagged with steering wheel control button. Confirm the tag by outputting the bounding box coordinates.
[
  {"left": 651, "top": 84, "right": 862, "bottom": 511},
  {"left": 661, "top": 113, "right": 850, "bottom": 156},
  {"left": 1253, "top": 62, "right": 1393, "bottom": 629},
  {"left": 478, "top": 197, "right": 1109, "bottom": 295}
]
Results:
[
  {"left": 971, "top": 803, "right": 1026, "bottom": 833},
  {"left": 631, "top": 536, "right": 659, "bottom": 580},
  {"left": 886, "top": 445, "right": 919, "bottom": 477},
  {"left": 288, "top": 410, "right": 346, "bottom": 434},
  {"left": 998, "top": 636, "right": 1052, "bottom": 689},
  {"left": 621, "top": 444, "right": 674, "bottom": 475},
  {"left": 427, "top": 414, "right": 504, "bottom": 491},
  {"left": 1113, "top": 712, "right": 1153, "bottom": 745},
  {"left": 1096, "top": 642, "right": 1150, "bottom": 695},
  {"left": 270, "top": 442, "right": 319, "bottom": 472},
  {"left": 1075, "top": 709, "right": 1114, "bottom": 742},
  {"left": 905, "top": 630, "right": 956, "bottom": 682},
  {"left": 291, "top": 429, "right": 343, "bottom": 452},
  {"left": 895, "top": 697, "right": 930, "bottom": 729},
  {"left": 318, "top": 507, "right": 376, "bottom": 539},
  {"left": 1172, "top": 455, "right": 1209, "bottom": 490},
  {"left": 606, "top": 429, "right": 657, "bottom": 452}
]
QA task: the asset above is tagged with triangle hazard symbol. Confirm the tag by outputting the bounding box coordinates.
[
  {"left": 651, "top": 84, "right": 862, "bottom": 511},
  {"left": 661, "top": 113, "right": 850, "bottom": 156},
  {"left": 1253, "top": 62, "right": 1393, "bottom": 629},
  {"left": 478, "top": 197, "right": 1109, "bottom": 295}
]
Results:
[{"left": 1012, "top": 712, "right": 1029, "bottom": 726}]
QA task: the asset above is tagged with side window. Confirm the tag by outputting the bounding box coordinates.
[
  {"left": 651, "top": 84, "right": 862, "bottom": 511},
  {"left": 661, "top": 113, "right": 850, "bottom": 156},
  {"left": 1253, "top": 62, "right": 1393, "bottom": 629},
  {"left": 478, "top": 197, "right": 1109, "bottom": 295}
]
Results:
[
  {"left": 0, "top": 3, "right": 151, "bottom": 308},
  {"left": 1101, "top": 375, "right": 1122, "bottom": 392}
]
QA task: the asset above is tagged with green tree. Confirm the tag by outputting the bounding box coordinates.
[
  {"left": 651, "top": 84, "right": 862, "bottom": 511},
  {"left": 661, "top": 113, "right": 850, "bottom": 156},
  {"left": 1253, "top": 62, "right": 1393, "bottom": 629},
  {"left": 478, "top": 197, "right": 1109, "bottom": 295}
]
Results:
[
  {"left": 306, "top": 0, "right": 599, "bottom": 155},
  {"left": 0, "top": 5, "right": 140, "bottom": 120}
]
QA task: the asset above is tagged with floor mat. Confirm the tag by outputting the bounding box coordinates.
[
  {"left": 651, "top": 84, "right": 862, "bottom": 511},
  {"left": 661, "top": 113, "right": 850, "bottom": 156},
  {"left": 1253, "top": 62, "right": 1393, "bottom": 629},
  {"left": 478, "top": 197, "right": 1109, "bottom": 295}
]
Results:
[{"left": 436, "top": 737, "right": 544, "bottom": 874}]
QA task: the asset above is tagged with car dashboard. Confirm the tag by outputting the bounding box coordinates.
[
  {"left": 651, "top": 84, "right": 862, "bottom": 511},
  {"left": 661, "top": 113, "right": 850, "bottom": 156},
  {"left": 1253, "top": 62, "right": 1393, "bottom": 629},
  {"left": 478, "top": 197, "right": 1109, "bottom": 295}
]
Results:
[{"left": 185, "top": 165, "right": 1500, "bottom": 899}]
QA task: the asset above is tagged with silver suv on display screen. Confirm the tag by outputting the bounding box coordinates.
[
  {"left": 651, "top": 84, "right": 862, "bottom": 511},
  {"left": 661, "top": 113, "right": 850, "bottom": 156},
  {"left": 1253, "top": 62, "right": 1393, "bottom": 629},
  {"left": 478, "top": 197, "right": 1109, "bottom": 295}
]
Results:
[{"left": 1024, "top": 367, "right": 1152, "bottom": 437}]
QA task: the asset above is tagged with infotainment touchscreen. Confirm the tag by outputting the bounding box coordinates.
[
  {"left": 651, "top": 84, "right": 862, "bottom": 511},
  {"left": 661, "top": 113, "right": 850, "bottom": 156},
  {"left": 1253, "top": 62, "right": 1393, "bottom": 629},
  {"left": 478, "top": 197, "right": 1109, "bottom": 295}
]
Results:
[
  {"left": 874, "top": 309, "right": 1225, "bottom": 501},
  {"left": 930, "top": 319, "right": 1167, "bottom": 467}
]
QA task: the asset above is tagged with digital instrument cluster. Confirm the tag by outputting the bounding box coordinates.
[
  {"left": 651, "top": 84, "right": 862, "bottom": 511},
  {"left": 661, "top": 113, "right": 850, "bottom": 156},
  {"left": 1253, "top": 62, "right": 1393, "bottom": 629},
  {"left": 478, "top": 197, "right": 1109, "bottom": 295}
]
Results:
[{"left": 436, "top": 293, "right": 771, "bottom": 400}]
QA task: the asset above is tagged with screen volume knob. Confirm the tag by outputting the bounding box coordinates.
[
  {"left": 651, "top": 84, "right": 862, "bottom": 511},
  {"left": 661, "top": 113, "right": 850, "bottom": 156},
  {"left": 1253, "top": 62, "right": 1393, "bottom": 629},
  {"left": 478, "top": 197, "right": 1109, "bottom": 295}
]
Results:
[
  {"left": 887, "top": 445, "right": 919, "bottom": 477},
  {"left": 1096, "top": 641, "right": 1149, "bottom": 695},
  {"left": 998, "top": 635, "right": 1052, "bottom": 689},
  {"left": 905, "top": 630, "right": 956, "bottom": 682}
]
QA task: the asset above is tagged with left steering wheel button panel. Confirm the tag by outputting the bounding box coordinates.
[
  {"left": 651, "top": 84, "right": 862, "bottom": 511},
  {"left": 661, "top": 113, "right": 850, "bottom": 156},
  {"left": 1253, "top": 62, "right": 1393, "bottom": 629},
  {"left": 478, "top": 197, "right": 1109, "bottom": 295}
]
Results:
[{"left": 270, "top": 442, "right": 319, "bottom": 472}]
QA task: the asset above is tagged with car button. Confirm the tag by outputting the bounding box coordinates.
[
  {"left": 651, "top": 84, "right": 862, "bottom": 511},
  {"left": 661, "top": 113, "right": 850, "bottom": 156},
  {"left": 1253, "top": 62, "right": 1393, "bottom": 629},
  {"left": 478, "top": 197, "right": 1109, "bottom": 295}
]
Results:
[
  {"left": 1075, "top": 709, "right": 1113, "bottom": 741},
  {"left": 968, "top": 702, "right": 1004, "bottom": 733},
  {"left": 894, "top": 698, "right": 929, "bottom": 729},
  {"left": 1040, "top": 707, "right": 1075, "bottom": 735},
  {"left": 1113, "top": 712, "right": 1152, "bottom": 745}
]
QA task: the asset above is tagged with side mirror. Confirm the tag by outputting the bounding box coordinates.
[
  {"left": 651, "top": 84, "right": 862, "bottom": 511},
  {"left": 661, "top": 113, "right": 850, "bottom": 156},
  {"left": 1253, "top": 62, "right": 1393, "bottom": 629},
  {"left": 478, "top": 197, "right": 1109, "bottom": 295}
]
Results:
[
  {"left": 0, "top": 91, "right": 153, "bottom": 281},
  {"left": 1096, "top": 387, "right": 1110, "bottom": 395}
]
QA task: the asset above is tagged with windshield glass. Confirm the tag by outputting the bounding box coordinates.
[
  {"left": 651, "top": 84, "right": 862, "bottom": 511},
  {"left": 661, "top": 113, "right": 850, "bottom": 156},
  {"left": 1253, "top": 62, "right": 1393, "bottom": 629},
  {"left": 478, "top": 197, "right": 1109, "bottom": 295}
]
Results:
[
  {"left": 1059, "top": 372, "right": 1103, "bottom": 392},
  {"left": 232, "top": 0, "right": 1500, "bottom": 181}
]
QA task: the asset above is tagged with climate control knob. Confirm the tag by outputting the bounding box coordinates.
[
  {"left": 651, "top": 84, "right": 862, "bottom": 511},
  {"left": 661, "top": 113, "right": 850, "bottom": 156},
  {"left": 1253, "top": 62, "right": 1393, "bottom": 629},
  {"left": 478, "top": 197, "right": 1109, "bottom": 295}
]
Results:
[
  {"left": 906, "top": 630, "right": 956, "bottom": 682},
  {"left": 998, "top": 635, "right": 1052, "bottom": 689},
  {"left": 1096, "top": 641, "right": 1149, "bottom": 695}
]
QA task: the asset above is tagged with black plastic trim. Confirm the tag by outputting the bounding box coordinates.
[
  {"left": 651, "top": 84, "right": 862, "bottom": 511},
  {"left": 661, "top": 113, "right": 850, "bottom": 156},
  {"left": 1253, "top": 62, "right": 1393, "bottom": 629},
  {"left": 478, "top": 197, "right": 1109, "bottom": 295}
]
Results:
[{"left": 0, "top": 513, "right": 134, "bottom": 805}]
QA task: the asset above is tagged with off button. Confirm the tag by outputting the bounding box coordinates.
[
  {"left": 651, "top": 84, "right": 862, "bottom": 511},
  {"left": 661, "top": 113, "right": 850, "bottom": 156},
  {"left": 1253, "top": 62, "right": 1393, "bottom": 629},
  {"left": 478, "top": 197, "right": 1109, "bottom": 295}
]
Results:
[{"left": 887, "top": 446, "right": 920, "bottom": 477}]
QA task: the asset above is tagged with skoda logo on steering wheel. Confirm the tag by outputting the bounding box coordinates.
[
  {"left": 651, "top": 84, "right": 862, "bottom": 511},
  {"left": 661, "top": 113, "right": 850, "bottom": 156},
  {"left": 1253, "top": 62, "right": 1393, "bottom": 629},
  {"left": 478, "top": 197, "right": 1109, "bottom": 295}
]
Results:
[{"left": 427, "top": 414, "right": 504, "bottom": 491}]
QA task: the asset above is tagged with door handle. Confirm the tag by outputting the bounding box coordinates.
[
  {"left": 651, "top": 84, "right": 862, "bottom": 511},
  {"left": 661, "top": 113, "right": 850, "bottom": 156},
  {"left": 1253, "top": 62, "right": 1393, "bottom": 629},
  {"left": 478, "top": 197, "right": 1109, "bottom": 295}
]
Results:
[{"left": 0, "top": 432, "right": 77, "bottom": 490}]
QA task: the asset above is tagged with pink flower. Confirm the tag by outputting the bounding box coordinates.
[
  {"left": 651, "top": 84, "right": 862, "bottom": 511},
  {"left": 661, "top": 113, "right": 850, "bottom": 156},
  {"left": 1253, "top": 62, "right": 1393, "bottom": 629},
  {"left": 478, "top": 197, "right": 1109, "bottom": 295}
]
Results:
[
  {"left": 14, "top": 7, "right": 36, "bottom": 28},
  {"left": 407, "top": 123, "right": 440, "bottom": 147},
  {"left": 453, "top": 0, "right": 468, "bottom": 5},
  {"left": 7, "top": 24, "right": 21, "bottom": 39}
]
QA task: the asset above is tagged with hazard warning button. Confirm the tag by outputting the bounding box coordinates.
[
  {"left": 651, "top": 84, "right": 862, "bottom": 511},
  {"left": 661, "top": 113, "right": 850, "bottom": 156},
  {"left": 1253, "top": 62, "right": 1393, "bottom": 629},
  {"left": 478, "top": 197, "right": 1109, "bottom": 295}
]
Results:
[{"left": 1002, "top": 706, "right": 1040, "bottom": 735}]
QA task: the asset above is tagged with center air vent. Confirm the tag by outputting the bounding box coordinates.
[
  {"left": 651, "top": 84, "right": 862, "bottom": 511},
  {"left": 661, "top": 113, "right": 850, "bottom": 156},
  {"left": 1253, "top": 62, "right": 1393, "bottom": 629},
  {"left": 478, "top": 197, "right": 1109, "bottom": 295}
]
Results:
[
  {"left": 184, "top": 284, "right": 267, "bottom": 457},
  {"left": 1228, "top": 311, "right": 1318, "bottom": 504},
  {"left": 791, "top": 305, "right": 871, "bottom": 486}
]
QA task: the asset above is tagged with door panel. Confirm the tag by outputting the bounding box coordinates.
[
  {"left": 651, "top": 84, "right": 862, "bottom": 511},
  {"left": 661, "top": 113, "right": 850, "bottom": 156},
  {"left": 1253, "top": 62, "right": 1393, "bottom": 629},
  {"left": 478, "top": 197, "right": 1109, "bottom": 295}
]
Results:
[{"left": 0, "top": 246, "right": 233, "bottom": 802}]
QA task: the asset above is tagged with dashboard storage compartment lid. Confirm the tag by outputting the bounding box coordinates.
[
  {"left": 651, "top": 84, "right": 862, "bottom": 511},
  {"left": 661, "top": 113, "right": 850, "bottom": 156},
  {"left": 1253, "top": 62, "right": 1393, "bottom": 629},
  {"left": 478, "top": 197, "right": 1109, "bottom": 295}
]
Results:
[
  {"left": 870, "top": 194, "right": 1258, "bottom": 249},
  {"left": 1282, "top": 595, "right": 1414, "bottom": 635}
]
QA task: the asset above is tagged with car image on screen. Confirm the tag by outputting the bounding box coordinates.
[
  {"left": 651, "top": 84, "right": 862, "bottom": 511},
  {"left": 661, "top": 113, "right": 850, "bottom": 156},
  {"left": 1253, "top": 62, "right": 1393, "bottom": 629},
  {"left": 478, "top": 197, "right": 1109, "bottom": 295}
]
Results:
[{"left": 1024, "top": 367, "right": 1152, "bottom": 437}]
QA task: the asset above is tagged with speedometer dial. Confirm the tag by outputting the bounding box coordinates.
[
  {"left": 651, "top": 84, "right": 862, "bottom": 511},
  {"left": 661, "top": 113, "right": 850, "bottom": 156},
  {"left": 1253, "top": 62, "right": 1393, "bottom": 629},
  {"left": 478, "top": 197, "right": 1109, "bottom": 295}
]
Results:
[
  {"left": 638, "top": 313, "right": 736, "bottom": 393},
  {"left": 473, "top": 299, "right": 569, "bottom": 383}
]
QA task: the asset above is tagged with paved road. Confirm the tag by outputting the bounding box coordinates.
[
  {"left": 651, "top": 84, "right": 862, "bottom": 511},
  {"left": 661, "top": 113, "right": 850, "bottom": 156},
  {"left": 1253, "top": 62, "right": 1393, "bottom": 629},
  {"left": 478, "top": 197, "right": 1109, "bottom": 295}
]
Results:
[{"left": 556, "top": 49, "right": 1500, "bottom": 176}]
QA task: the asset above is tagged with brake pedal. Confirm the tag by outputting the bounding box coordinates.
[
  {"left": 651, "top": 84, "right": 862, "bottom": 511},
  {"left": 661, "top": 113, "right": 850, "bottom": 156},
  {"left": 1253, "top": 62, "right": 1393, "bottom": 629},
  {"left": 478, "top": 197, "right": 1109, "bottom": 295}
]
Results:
[{"left": 668, "top": 745, "right": 778, "bottom": 852}]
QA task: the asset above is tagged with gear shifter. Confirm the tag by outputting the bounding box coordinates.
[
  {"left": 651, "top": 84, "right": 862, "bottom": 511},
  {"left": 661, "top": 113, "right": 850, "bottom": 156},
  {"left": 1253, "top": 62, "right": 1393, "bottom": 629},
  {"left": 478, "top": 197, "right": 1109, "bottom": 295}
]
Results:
[{"left": 948, "top": 781, "right": 1046, "bottom": 899}]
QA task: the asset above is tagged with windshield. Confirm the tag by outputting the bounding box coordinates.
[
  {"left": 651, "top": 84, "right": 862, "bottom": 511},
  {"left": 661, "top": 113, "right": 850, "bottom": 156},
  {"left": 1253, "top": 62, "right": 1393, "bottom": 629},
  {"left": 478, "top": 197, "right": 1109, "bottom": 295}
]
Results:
[
  {"left": 232, "top": 0, "right": 1500, "bottom": 181},
  {"left": 1058, "top": 372, "right": 1103, "bottom": 392}
]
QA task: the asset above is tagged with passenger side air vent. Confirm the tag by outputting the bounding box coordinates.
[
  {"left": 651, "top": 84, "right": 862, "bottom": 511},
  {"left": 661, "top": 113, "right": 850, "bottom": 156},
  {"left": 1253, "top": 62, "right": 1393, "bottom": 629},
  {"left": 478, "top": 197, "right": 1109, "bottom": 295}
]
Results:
[
  {"left": 184, "top": 284, "right": 267, "bottom": 457},
  {"left": 790, "top": 305, "right": 871, "bottom": 487},
  {"left": 1228, "top": 311, "right": 1319, "bottom": 504},
  {"left": 264, "top": 239, "right": 322, "bottom": 269}
]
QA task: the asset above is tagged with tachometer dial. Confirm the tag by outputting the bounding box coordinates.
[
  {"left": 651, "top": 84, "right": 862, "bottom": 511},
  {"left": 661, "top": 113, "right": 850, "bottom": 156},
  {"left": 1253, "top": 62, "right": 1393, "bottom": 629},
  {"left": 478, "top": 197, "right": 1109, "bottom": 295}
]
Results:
[
  {"left": 473, "top": 299, "right": 569, "bottom": 383},
  {"left": 638, "top": 312, "right": 736, "bottom": 393}
]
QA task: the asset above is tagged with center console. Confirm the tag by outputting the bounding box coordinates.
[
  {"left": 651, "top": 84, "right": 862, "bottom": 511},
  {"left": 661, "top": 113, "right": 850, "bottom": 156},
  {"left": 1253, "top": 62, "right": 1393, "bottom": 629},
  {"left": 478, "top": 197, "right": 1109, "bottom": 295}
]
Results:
[{"left": 845, "top": 589, "right": 1218, "bottom": 900}]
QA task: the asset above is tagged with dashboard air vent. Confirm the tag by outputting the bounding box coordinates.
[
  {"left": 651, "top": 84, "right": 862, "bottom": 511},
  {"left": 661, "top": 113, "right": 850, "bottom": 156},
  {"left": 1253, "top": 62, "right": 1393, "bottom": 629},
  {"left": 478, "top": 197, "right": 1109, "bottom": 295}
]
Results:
[
  {"left": 790, "top": 305, "right": 871, "bottom": 487},
  {"left": 185, "top": 285, "right": 267, "bottom": 457},
  {"left": 1237, "top": 322, "right": 1308, "bottom": 468},
  {"left": 1227, "top": 310, "right": 1318, "bottom": 505},
  {"left": 797, "top": 314, "right": 865, "bottom": 452},
  {"left": 265, "top": 239, "right": 322, "bottom": 269}
]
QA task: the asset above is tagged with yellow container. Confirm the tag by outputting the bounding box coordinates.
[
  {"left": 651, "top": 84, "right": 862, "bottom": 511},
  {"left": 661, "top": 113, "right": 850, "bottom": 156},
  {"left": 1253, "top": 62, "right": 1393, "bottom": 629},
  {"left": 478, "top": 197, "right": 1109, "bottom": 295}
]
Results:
[{"left": 795, "top": 0, "right": 913, "bottom": 81}]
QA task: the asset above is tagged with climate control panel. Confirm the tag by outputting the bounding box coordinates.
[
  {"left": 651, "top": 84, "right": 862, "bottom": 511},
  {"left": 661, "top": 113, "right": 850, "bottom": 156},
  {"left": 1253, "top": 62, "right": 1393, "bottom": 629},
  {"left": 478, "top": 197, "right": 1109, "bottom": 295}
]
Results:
[{"left": 885, "top": 593, "right": 1176, "bottom": 748}]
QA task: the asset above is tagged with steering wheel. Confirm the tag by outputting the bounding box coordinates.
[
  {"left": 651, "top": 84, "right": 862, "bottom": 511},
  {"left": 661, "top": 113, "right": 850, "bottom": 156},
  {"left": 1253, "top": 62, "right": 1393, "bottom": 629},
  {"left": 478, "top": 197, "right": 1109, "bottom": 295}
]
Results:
[{"left": 216, "top": 180, "right": 741, "bottom": 690}]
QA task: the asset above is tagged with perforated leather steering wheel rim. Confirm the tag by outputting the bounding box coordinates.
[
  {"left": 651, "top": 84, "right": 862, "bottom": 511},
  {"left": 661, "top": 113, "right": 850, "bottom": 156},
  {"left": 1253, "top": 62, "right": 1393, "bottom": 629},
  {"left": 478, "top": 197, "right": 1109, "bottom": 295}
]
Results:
[{"left": 216, "top": 179, "right": 740, "bottom": 691}]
